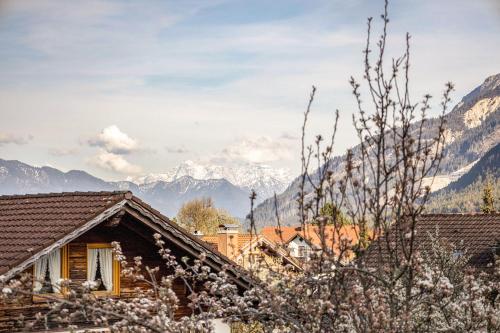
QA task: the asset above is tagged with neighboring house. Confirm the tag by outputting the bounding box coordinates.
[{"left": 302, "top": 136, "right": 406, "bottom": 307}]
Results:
[
  {"left": 285, "top": 234, "right": 314, "bottom": 259},
  {"left": 363, "top": 213, "right": 500, "bottom": 269},
  {"left": 261, "top": 224, "right": 362, "bottom": 261},
  {"left": 0, "top": 191, "right": 251, "bottom": 333},
  {"left": 201, "top": 225, "right": 301, "bottom": 276}
]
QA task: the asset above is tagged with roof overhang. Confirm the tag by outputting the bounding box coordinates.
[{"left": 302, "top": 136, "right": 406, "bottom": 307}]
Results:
[
  {"left": 3, "top": 198, "right": 253, "bottom": 290},
  {"left": 236, "top": 235, "right": 302, "bottom": 270}
]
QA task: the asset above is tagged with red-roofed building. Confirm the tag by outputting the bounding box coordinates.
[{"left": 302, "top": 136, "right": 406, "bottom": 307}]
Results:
[
  {"left": 202, "top": 225, "right": 301, "bottom": 273},
  {"left": 261, "top": 224, "right": 363, "bottom": 260}
]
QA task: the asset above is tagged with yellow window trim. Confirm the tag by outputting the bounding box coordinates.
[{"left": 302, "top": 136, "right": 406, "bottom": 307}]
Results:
[
  {"left": 87, "top": 243, "right": 113, "bottom": 249},
  {"left": 32, "top": 245, "right": 69, "bottom": 302},
  {"left": 86, "top": 243, "right": 121, "bottom": 296}
]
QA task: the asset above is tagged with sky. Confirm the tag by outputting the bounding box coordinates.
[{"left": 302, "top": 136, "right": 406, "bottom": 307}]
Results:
[{"left": 0, "top": 0, "right": 499, "bottom": 181}]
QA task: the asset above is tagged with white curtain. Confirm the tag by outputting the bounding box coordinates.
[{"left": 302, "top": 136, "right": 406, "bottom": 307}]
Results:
[
  {"left": 33, "top": 248, "right": 60, "bottom": 293},
  {"left": 48, "top": 249, "right": 61, "bottom": 292},
  {"left": 87, "top": 248, "right": 113, "bottom": 292},
  {"left": 33, "top": 256, "right": 48, "bottom": 293},
  {"left": 98, "top": 248, "right": 113, "bottom": 292},
  {"left": 87, "top": 248, "right": 98, "bottom": 284}
]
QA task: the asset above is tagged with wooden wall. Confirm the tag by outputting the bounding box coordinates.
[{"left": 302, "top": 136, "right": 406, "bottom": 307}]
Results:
[{"left": 0, "top": 212, "right": 196, "bottom": 332}]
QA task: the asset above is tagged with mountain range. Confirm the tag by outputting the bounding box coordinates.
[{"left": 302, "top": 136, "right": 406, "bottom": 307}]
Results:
[
  {"left": 130, "top": 160, "right": 292, "bottom": 201},
  {"left": 251, "top": 73, "right": 500, "bottom": 228},
  {"left": 1, "top": 73, "right": 498, "bottom": 224},
  {"left": 0, "top": 159, "right": 288, "bottom": 218}
]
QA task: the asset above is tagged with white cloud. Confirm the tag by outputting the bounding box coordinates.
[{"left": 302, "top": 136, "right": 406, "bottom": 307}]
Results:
[
  {"left": 217, "top": 136, "right": 294, "bottom": 164},
  {"left": 0, "top": 0, "right": 498, "bottom": 180},
  {"left": 89, "top": 150, "right": 142, "bottom": 175},
  {"left": 0, "top": 133, "right": 33, "bottom": 146},
  {"left": 88, "top": 125, "right": 139, "bottom": 154}
]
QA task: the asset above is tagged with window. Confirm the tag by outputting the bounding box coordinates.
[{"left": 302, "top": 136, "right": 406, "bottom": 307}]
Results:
[
  {"left": 298, "top": 245, "right": 306, "bottom": 257},
  {"left": 33, "top": 246, "right": 68, "bottom": 295},
  {"left": 87, "top": 244, "right": 120, "bottom": 295}
]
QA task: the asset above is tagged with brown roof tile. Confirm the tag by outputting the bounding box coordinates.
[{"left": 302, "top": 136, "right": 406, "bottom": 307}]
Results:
[
  {"left": 364, "top": 213, "right": 500, "bottom": 268},
  {"left": 0, "top": 191, "right": 128, "bottom": 275},
  {"left": 0, "top": 191, "right": 254, "bottom": 290}
]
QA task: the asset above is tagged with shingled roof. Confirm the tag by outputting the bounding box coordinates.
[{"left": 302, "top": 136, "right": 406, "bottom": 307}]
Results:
[
  {"left": 0, "top": 191, "right": 128, "bottom": 275},
  {"left": 0, "top": 191, "right": 252, "bottom": 289},
  {"left": 363, "top": 213, "right": 500, "bottom": 268}
]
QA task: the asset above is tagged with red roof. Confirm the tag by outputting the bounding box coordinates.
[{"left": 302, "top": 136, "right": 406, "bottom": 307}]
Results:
[
  {"left": 201, "top": 234, "right": 260, "bottom": 251},
  {"left": 261, "top": 224, "right": 363, "bottom": 254}
]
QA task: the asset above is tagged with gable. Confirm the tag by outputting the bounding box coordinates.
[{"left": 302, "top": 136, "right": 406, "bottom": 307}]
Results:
[
  {"left": 287, "top": 235, "right": 311, "bottom": 248},
  {"left": 0, "top": 191, "right": 252, "bottom": 289},
  {"left": 236, "top": 235, "right": 302, "bottom": 270},
  {"left": 0, "top": 192, "right": 127, "bottom": 275}
]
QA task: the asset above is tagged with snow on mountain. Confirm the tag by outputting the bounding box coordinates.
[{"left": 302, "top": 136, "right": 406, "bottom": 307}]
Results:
[
  {"left": 422, "top": 159, "right": 479, "bottom": 192},
  {"left": 131, "top": 160, "right": 292, "bottom": 202},
  {"left": 463, "top": 96, "right": 500, "bottom": 128},
  {"left": 140, "top": 176, "right": 250, "bottom": 217},
  {"left": 251, "top": 73, "right": 500, "bottom": 227},
  {"left": 0, "top": 159, "right": 250, "bottom": 218}
]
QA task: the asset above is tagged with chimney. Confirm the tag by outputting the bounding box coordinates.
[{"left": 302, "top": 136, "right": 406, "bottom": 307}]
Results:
[{"left": 217, "top": 224, "right": 239, "bottom": 259}]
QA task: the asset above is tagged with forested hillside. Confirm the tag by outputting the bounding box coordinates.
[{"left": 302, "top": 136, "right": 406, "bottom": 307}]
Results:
[
  {"left": 426, "top": 143, "right": 499, "bottom": 213},
  {"left": 252, "top": 73, "right": 500, "bottom": 228}
]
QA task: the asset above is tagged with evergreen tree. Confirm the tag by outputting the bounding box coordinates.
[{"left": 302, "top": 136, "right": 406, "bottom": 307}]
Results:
[
  {"left": 481, "top": 181, "right": 495, "bottom": 213},
  {"left": 318, "top": 202, "right": 351, "bottom": 226}
]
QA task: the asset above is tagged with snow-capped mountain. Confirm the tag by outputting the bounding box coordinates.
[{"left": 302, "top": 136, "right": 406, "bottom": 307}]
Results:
[
  {"left": 139, "top": 176, "right": 250, "bottom": 218},
  {"left": 130, "top": 160, "right": 292, "bottom": 201},
  {"left": 0, "top": 159, "right": 267, "bottom": 218}
]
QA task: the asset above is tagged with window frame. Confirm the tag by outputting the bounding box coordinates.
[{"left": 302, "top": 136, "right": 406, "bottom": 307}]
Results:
[
  {"left": 298, "top": 245, "right": 306, "bottom": 257},
  {"left": 32, "top": 245, "right": 69, "bottom": 302},
  {"left": 86, "top": 243, "right": 121, "bottom": 296}
]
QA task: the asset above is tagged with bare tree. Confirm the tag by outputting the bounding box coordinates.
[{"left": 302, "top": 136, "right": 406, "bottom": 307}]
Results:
[{"left": 1, "top": 1, "right": 498, "bottom": 333}]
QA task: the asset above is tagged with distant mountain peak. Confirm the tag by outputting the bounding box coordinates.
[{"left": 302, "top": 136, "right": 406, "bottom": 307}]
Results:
[
  {"left": 482, "top": 73, "right": 500, "bottom": 90},
  {"left": 0, "top": 158, "right": 261, "bottom": 218},
  {"left": 130, "top": 159, "right": 292, "bottom": 200}
]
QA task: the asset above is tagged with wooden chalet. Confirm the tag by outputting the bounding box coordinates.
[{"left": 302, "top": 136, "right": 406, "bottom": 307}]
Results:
[{"left": 0, "top": 191, "right": 251, "bottom": 332}]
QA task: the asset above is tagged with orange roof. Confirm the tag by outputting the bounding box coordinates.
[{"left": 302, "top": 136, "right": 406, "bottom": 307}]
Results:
[
  {"left": 261, "top": 226, "right": 300, "bottom": 244},
  {"left": 261, "top": 224, "right": 363, "bottom": 254},
  {"left": 201, "top": 235, "right": 218, "bottom": 245},
  {"left": 202, "top": 234, "right": 261, "bottom": 250},
  {"left": 237, "top": 234, "right": 255, "bottom": 249}
]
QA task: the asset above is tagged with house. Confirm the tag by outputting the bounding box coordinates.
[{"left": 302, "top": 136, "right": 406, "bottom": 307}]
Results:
[
  {"left": 362, "top": 213, "right": 500, "bottom": 269},
  {"left": 261, "top": 224, "right": 362, "bottom": 261},
  {"left": 201, "top": 224, "right": 301, "bottom": 276},
  {"left": 0, "top": 191, "right": 251, "bottom": 332}
]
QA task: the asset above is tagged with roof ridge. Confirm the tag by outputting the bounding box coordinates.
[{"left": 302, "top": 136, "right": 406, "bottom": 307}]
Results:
[
  {"left": 0, "top": 191, "right": 131, "bottom": 200},
  {"left": 421, "top": 213, "right": 500, "bottom": 217}
]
